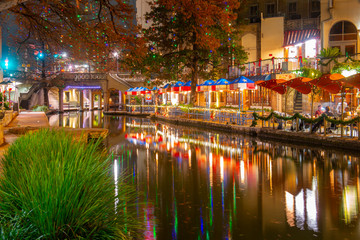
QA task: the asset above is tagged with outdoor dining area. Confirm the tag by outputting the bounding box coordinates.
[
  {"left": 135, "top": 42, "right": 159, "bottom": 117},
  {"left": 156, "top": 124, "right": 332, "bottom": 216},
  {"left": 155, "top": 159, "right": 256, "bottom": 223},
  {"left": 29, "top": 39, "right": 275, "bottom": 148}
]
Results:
[{"left": 124, "top": 71, "right": 360, "bottom": 138}]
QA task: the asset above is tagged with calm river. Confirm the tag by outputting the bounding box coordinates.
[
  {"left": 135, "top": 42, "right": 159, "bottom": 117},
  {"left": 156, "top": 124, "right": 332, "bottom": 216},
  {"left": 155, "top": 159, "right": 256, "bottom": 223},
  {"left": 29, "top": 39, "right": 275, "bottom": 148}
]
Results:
[{"left": 49, "top": 112, "right": 360, "bottom": 240}]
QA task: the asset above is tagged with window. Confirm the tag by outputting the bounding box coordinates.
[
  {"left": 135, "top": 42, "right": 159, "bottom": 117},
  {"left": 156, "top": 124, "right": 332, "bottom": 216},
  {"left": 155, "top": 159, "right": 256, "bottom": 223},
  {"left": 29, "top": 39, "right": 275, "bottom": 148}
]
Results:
[
  {"left": 249, "top": 4, "right": 260, "bottom": 23},
  {"left": 288, "top": 2, "right": 297, "bottom": 14},
  {"left": 250, "top": 5, "right": 258, "bottom": 17},
  {"left": 329, "top": 21, "right": 357, "bottom": 55},
  {"left": 310, "top": 0, "right": 320, "bottom": 18},
  {"left": 266, "top": 3, "right": 275, "bottom": 17},
  {"left": 288, "top": 2, "right": 300, "bottom": 19},
  {"left": 329, "top": 21, "right": 357, "bottom": 41}
]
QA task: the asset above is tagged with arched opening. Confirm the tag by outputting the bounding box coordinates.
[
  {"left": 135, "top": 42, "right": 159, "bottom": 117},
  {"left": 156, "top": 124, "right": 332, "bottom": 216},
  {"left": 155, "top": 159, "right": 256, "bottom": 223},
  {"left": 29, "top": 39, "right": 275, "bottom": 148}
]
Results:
[{"left": 329, "top": 21, "right": 358, "bottom": 55}]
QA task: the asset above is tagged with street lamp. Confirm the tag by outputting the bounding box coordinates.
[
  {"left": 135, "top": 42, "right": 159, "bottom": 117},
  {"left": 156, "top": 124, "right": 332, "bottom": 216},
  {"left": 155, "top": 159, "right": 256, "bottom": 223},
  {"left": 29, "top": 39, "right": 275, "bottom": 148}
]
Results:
[{"left": 113, "top": 52, "right": 119, "bottom": 73}]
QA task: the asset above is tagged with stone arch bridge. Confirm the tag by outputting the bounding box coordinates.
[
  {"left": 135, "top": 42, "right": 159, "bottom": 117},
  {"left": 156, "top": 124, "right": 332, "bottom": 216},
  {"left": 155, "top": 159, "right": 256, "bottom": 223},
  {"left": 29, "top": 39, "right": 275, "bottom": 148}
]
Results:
[{"left": 4, "top": 71, "right": 146, "bottom": 111}]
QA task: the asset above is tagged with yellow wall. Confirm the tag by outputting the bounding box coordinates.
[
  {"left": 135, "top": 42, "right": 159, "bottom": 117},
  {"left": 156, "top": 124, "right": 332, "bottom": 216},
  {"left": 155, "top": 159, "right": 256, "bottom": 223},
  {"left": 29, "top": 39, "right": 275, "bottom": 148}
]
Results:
[
  {"left": 261, "top": 17, "right": 285, "bottom": 59},
  {"left": 321, "top": 0, "right": 360, "bottom": 52}
]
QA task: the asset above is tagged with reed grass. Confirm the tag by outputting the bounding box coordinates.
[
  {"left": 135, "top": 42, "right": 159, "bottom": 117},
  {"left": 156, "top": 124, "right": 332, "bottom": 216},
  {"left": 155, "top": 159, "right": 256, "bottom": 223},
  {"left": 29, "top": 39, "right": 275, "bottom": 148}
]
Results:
[{"left": 0, "top": 129, "right": 141, "bottom": 239}]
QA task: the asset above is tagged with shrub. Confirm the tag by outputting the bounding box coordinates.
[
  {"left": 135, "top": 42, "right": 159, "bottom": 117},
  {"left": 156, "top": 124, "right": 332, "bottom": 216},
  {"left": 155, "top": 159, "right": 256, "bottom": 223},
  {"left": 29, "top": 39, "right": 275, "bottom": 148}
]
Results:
[
  {"left": 31, "top": 105, "right": 49, "bottom": 112},
  {"left": 0, "top": 129, "right": 141, "bottom": 239}
]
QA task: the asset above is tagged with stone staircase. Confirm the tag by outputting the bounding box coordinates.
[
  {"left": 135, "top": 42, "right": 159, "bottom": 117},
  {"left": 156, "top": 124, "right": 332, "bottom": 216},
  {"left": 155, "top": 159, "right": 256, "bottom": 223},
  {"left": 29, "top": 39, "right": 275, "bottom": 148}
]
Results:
[
  {"left": 293, "top": 91, "right": 302, "bottom": 113},
  {"left": 19, "top": 82, "right": 47, "bottom": 109}
]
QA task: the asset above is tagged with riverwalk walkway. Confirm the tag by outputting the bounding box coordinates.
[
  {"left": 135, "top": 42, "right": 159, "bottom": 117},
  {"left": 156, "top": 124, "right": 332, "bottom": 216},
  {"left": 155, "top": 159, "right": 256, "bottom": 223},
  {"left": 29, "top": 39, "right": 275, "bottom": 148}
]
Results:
[{"left": 152, "top": 114, "right": 360, "bottom": 152}]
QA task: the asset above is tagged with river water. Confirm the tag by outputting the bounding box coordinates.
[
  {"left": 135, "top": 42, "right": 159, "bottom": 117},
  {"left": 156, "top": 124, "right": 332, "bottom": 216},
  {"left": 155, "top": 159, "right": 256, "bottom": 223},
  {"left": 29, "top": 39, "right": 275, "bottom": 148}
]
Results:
[{"left": 49, "top": 112, "right": 360, "bottom": 240}]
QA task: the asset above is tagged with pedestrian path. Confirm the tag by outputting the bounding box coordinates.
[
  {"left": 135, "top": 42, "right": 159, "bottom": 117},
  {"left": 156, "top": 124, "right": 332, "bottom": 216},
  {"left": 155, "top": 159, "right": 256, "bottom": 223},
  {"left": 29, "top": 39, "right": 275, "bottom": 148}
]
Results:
[{"left": 6, "top": 112, "right": 50, "bottom": 128}]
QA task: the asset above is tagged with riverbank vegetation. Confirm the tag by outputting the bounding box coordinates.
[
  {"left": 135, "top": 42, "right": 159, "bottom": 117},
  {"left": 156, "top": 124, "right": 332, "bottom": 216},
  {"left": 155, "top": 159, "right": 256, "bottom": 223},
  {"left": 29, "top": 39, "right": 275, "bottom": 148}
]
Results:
[{"left": 0, "top": 130, "right": 141, "bottom": 239}]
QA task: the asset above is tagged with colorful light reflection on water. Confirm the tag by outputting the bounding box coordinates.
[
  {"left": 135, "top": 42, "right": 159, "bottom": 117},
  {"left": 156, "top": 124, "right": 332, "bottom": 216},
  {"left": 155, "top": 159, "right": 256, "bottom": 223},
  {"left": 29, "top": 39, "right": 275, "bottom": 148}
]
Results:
[{"left": 50, "top": 114, "right": 360, "bottom": 239}]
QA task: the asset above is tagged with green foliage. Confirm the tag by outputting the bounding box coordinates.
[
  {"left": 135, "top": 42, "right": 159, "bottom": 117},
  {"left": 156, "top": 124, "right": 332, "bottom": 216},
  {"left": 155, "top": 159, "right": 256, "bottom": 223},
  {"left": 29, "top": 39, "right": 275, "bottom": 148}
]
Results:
[
  {"left": 318, "top": 47, "right": 341, "bottom": 66},
  {"left": 251, "top": 111, "right": 360, "bottom": 127},
  {"left": 0, "top": 130, "right": 141, "bottom": 239},
  {"left": 0, "top": 93, "right": 9, "bottom": 110},
  {"left": 318, "top": 47, "right": 341, "bottom": 59},
  {"left": 300, "top": 67, "right": 323, "bottom": 79},
  {"left": 178, "top": 103, "right": 193, "bottom": 112},
  {"left": 134, "top": 96, "right": 142, "bottom": 104},
  {"left": 331, "top": 61, "right": 360, "bottom": 74},
  {"left": 31, "top": 105, "right": 49, "bottom": 112}
]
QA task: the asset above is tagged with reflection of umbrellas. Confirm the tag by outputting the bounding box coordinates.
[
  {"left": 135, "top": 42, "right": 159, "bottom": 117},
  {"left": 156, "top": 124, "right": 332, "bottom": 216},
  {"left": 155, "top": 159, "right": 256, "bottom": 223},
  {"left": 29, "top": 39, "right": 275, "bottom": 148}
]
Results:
[
  {"left": 256, "top": 79, "right": 287, "bottom": 94},
  {"left": 303, "top": 74, "right": 342, "bottom": 94},
  {"left": 281, "top": 77, "right": 312, "bottom": 94}
]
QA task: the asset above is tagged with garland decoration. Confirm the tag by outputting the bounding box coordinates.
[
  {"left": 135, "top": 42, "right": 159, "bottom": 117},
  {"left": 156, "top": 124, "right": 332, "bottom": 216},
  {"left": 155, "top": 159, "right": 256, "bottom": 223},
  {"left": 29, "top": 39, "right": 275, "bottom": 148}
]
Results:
[{"left": 251, "top": 112, "right": 360, "bottom": 127}]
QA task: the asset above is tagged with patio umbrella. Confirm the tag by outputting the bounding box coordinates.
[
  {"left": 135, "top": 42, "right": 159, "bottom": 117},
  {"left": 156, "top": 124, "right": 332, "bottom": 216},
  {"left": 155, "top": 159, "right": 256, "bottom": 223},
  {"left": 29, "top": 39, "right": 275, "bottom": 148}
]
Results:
[
  {"left": 215, "top": 78, "right": 231, "bottom": 91},
  {"left": 138, "top": 87, "right": 150, "bottom": 95},
  {"left": 256, "top": 79, "right": 287, "bottom": 94},
  {"left": 159, "top": 83, "right": 171, "bottom": 94},
  {"left": 303, "top": 74, "right": 342, "bottom": 94},
  {"left": 280, "top": 77, "right": 312, "bottom": 94},
  {"left": 229, "top": 76, "right": 256, "bottom": 90},
  {"left": 229, "top": 76, "right": 256, "bottom": 111},
  {"left": 125, "top": 88, "right": 134, "bottom": 95},
  {"left": 180, "top": 81, "right": 191, "bottom": 92},
  {"left": 338, "top": 73, "right": 360, "bottom": 89},
  {"left": 200, "top": 79, "right": 216, "bottom": 91},
  {"left": 171, "top": 81, "right": 184, "bottom": 92}
]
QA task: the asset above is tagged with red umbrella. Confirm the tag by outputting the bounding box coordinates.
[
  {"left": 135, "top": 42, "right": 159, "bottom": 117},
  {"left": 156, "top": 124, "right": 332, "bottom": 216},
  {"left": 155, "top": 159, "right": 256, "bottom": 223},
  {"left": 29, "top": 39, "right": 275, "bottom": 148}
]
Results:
[
  {"left": 281, "top": 77, "right": 312, "bottom": 94},
  {"left": 303, "top": 74, "right": 342, "bottom": 94},
  {"left": 256, "top": 79, "right": 287, "bottom": 94},
  {"left": 338, "top": 73, "right": 360, "bottom": 89}
]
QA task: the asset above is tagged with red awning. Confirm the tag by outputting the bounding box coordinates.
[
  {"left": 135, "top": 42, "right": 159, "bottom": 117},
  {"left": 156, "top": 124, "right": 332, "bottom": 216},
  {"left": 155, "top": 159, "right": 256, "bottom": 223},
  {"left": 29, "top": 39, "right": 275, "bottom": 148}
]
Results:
[
  {"left": 256, "top": 79, "right": 287, "bottom": 94},
  {"left": 303, "top": 74, "right": 342, "bottom": 94},
  {"left": 281, "top": 77, "right": 312, "bottom": 94},
  {"left": 341, "top": 73, "right": 360, "bottom": 89},
  {"left": 284, "top": 29, "right": 320, "bottom": 46}
]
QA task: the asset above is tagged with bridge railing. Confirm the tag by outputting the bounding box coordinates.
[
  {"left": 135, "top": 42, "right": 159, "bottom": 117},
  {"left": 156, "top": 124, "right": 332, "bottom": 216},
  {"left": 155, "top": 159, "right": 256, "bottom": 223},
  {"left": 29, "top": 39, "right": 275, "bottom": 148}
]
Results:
[{"left": 60, "top": 73, "right": 107, "bottom": 81}]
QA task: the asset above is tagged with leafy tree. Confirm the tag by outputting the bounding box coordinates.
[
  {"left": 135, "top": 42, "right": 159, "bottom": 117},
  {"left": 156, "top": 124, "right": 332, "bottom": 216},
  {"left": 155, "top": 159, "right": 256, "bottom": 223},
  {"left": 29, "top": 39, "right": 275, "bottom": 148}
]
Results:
[
  {"left": 1, "top": 0, "right": 139, "bottom": 73},
  {"left": 138, "top": 0, "right": 247, "bottom": 104}
]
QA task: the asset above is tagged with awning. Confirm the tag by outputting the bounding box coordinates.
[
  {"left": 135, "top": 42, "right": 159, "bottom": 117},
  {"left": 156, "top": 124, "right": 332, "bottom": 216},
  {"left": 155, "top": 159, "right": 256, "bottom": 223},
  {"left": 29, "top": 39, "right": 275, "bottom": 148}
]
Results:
[
  {"left": 339, "top": 73, "right": 360, "bottom": 89},
  {"left": 281, "top": 77, "right": 312, "bottom": 94},
  {"left": 159, "top": 83, "right": 171, "bottom": 94},
  {"left": 303, "top": 74, "right": 342, "bottom": 94},
  {"left": 247, "top": 74, "right": 272, "bottom": 82},
  {"left": 284, "top": 29, "right": 320, "bottom": 46},
  {"left": 171, "top": 81, "right": 184, "bottom": 92},
  {"left": 256, "top": 79, "right": 287, "bottom": 94},
  {"left": 181, "top": 81, "right": 191, "bottom": 91},
  {"left": 229, "top": 76, "right": 256, "bottom": 90},
  {"left": 197, "top": 80, "right": 215, "bottom": 92},
  {"left": 215, "top": 78, "right": 231, "bottom": 91}
]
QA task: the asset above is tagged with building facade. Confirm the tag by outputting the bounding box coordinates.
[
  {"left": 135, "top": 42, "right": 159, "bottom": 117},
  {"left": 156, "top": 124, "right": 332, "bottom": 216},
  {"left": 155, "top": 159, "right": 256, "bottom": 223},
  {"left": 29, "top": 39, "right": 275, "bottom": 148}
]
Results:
[{"left": 321, "top": 0, "right": 359, "bottom": 56}]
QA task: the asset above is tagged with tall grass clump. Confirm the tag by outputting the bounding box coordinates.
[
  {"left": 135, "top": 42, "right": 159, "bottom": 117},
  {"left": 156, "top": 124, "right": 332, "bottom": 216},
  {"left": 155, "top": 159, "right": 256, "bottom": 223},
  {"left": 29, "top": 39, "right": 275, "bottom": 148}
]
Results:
[{"left": 0, "top": 129, "right": 141, "bottom": 239}]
